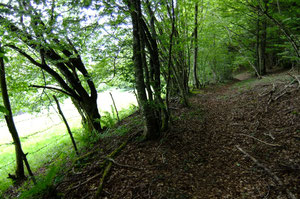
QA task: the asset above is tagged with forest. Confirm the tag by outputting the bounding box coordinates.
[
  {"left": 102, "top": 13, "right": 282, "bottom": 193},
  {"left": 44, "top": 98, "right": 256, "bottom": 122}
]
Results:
[{"left": 0, "top": 0, "right": 299, "bottom": 198}]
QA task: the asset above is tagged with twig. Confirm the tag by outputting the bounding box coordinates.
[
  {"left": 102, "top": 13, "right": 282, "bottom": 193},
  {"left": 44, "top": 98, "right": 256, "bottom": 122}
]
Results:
[
  {"left": 288, "top": 74, "right": 300, "bottom": 88},
  {"left": 236, "top": 145, "right": 297, "bottom": 199},
  {"left": 259, "top": 83, "right": 276, "bottom": 97},
  {"left": 107, "top": 158, "right": 142, "bottom": 170},
  {"left": 274, "top": 90, "right": 288, "bottom": 101},
  {"left": 109, "top": 92, "right": 120, "bottom": 122},
  {"left": 264, "top": 132, "right": 275, "bottom": 140},
  {"left": 238, "top": 133, "right": 281, "bottom": 147}
]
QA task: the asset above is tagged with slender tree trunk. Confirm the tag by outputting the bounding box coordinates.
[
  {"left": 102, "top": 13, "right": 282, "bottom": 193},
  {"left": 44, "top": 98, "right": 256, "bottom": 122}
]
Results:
[
  {"left": 109, "top": 92, "right": 120, "bottom": 122},
  {"left": 256, "top": 10, "right": 261, "bottom": 76},
  {"left": 53, "top": 95, "right": 79, "bottom": 155},
  {"left": 0, "top": 45, "right": 26, "bottom": 181},
  {"left": 261, "top": 0, "right": 268, "bottom": 75},
  {"left": 193, "top": 2, "right": 200, "bottom": 89}
]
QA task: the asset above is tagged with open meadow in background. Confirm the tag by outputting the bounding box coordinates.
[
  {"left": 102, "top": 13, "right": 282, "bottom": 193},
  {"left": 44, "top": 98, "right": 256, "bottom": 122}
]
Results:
[{"left": 0, "top": 89, "right": 137, "bottom": 194}]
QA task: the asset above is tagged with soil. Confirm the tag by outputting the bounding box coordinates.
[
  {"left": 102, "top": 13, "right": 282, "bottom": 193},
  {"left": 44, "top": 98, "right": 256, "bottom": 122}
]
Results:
[{"left": 5, "top": 72, "right": 300, "bottom": 199}]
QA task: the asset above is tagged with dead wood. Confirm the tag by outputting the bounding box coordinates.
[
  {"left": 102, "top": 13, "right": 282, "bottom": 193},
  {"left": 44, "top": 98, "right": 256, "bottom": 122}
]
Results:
[
  {"left": 237, "top": 133, "right": 281, "bottom": 147},
  {"left": 236, "top": 145, "right": 297, "bottom": 199}
]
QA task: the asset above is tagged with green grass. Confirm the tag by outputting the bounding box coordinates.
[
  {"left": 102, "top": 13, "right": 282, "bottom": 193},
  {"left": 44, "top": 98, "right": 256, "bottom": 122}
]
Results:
[
  {"left": 232, "top": 73, "right": 292, "bottom": 91},
  {"left": 0, "top": 117, "right": 82, "bottom": 196},
  {"left": 0, "top": 104, "right": 138, "bottom": 198}
]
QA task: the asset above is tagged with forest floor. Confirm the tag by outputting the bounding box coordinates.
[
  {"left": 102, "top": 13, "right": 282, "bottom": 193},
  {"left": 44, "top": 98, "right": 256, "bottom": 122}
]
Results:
[{"left": 5, "top": 70, "right": 300, "bottom": 199}]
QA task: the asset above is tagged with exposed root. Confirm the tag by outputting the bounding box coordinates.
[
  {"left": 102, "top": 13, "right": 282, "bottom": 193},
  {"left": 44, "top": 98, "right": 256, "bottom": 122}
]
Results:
[{"left": 94, "top": 139, "right": 129, "bottom": 198}]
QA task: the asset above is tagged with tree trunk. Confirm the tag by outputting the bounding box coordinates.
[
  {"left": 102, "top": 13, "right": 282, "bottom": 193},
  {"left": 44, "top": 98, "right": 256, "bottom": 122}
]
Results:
[
  {"left": 0, "top": 44, "right": 25, "bottom": 180},
  {"left": 53, "top": 95, "right": 79, "bottom": 155},
  {"left": 256, "top": 10, "right": 262, "bottom": 76},
  {"left": 193, "top": 2, "right": 200, "bottom": 89},
  {"left": 261, "top": 0, "right": 268, "bottom": 75},
  {"left": 127, "top": 0, "right": 160, "bottom": 140}
]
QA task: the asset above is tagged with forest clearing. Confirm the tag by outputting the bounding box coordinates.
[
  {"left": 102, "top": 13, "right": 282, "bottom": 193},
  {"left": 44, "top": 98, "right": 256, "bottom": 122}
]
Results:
[{"left": 0, "top": 0, "right": 299, "bottom": 198}]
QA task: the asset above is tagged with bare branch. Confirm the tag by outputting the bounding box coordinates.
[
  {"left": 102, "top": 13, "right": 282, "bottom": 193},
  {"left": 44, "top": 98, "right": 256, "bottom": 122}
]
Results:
[{"left": 237, "top": 133, "right": 280, "bottom": 147}]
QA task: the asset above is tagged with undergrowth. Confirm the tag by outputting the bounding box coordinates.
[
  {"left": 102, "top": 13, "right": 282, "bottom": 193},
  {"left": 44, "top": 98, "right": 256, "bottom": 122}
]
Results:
[{"left": 0, "top": 104, "right": 137, "bottom": 199}]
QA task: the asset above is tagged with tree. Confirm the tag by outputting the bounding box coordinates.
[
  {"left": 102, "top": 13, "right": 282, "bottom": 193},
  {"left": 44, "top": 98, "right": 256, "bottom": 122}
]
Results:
[
  {"left": 124, "top": 0, "right": 168, "bottom": 139},
  {"left": 0, "top": 44, "right": 35, "bottom": 183},
  {"left": 0, "top": 1, "right": 102, "bottom": 132},
  {"left": 193, "top": 2, "right": 200, "bottom": 88}
]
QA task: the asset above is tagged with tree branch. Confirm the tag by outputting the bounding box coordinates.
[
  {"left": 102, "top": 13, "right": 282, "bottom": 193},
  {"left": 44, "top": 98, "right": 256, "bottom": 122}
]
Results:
[
  {"left": 30, "top": 85, "right": 75, "bottom": 97},
  {"left": 6, "top": 44, "right": 81, "bottom": 100}
]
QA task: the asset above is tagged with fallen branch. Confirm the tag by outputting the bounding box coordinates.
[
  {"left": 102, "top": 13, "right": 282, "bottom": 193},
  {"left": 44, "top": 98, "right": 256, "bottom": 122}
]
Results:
[
  {"left": 238, "top": 133, "right": 281, "bottom": 147},
  {"left": 288, "top": 74, "right": 300, "bottom": 88},
  {"left": 274, "top": 90, "right": 289, "bottom": 101},
  {"left": 259, "top": 83, "right": 276, "bottom": 97},
  {"left": 236, "top": 145, "right": 297, "bottom": 199}
]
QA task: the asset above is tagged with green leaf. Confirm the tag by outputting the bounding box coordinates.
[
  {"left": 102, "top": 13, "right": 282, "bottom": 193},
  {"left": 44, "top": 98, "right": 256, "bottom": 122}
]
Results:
[{"left": 0, "top": 105, "right": 9, "bottom": 115}]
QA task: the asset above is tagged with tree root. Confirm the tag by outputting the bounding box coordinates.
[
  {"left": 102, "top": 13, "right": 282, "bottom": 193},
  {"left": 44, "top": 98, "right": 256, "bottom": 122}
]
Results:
[
  {"left": 94, "top": 139, "right": 129, "bottom": 198},
  {"left": 94, "top": 161, "right": 112, "bottom": 199},
  {"left": 236, "top": 145, "right": 297, "bottom": 199}
]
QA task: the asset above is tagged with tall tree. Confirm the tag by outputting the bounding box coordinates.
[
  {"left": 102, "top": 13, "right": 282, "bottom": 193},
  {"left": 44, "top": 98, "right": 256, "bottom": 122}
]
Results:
[
  {"left": 125, "top": 0, "right": 168, "bottom": 139},
  {"left": 193, "top": 2, "right": 200, "bottom": 88}
]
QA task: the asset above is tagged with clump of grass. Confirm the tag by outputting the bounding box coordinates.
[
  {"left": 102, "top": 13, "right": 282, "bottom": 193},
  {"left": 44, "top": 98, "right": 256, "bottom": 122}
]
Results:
[{"left": 19, "top": 167, "right": 60, "bottom": 199}]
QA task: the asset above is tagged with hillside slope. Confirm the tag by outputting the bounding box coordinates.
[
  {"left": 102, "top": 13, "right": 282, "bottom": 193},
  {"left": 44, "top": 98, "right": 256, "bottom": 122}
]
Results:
[{"left": 37, "top": 72, "right": 300, "bottom": 198}]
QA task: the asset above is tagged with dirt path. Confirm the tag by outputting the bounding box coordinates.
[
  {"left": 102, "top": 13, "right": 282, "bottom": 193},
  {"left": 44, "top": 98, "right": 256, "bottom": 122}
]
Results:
[{"left": 58, "top": 77, "right": 299, "bottom": 199}]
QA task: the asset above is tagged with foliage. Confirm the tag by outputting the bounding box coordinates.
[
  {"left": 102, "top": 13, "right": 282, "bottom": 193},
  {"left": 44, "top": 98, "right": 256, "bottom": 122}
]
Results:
[{"left": 0, "top": 0, "right": 299, "bottom": 197}]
